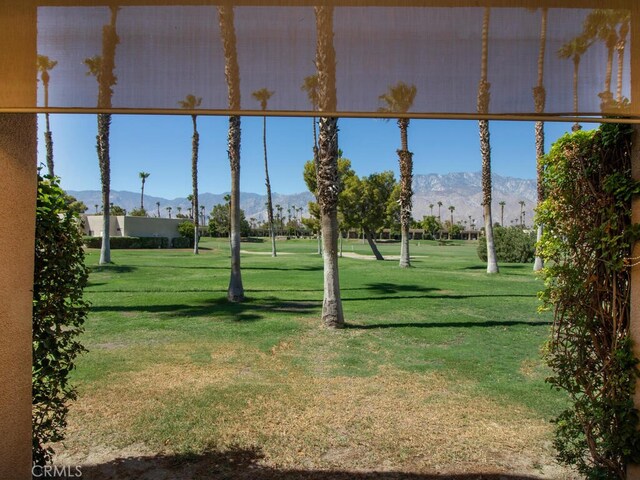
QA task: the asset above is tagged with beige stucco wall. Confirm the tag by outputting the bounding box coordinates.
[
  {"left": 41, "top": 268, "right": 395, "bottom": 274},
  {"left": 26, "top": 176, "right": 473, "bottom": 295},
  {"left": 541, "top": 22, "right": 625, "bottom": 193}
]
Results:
[
  {"left": 0, "top": 2, "right": 35, "bottom": 478},
  {"left": 123, "top": 216, "right": 182, "bottom": 239},
  {"left": 83, "top": 215, "right": 124, "bottom": 237},
  {"left": 83, "top": 215, "right": 182, "bottom": 240},
  {"left": 0, "top": 114, "right": 36, "bottom": 479}
]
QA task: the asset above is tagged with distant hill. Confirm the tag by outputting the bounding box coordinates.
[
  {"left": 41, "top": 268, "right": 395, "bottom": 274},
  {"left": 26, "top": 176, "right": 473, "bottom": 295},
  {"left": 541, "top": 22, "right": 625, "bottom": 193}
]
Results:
[
  {"left": 411, "top": 172, "right": 537, "bottom": 227},
  {"left": 69, "top": 172, "right": 537, "bottom": 226},
  {"left": 70, "top": 190, "right": 315, "bottom": 222}
]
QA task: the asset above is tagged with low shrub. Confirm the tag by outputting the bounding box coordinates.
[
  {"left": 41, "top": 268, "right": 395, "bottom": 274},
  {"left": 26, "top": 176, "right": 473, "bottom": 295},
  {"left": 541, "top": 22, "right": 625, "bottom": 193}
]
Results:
[
  {"left": 171, "top": 236, "right": 192, "bottom": 248},
  {"left": 178, "top": 220, "right": 195, "bottom": 239},
  {"left": 83, "top": 236, "right": 168, "bottom": 249},
  {"left": 477, "top": 226, "right": 535, "bottom": 263}
]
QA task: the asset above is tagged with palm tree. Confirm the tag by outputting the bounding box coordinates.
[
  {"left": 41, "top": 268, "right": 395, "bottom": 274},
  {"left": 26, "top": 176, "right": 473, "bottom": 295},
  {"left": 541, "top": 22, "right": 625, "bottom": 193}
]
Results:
[
  {"left": 252, "top": 87, "right": 277, "bottom": 257},
  {"left": 437, "top": 201, "right": 443, "bottom": 221},
  {"left": 37, "top": 55, "right": 57, "bottom": 177},
  {"left": 84, "top": 6, "right": 119, "bottom": 265},
  {"left": 218, "top": 4, "right": 244, "bottom": 302},
  {"left": 519, "top": 200, "right": 526, "bottom": 227},
  {"left": 94, "top": 204, "right": 99, "bottom": 214},
  {"left": 477, "top": 6, "right": 499, "bottom": 274},
  {"left": 558, "top": 36, "right": 591, "bottom": 132},
  {"left": 155, "top": 201, "right": 160, "bottom": 217},
  {"left": 582, "top": 10, "right": 628, "bottom": 111},
  {"left": 178, "top": 93, "right": 203, "bottom": 254},
  {"left": 429, "top": 203, "right": 434, "bottom": 216},
  {"left": 177, "top": 206, "right": 182, "bottom": 216},
  {"left": 315, "top": 5, "right": 343, "bottom": 328},
  {"left": 615, "top": 14, "right": 630, "bottom": 104},
  {"left": 166, "top": 206, "right": 172, "bottom": 219},
  {"left": 378, "top": 81, "right": 417, "bottom": 268},
  {"left": 138, "top": 171, "right": 150, "bottom": 210},
  {"left": 499, "top": 201, "right": 506, "bottom": 226},
  {"left": 532, "top": 8, "right": 547, "bottom": 272},
  {"left": 448, "top": 205, "right": 455, "bottom": 227}
]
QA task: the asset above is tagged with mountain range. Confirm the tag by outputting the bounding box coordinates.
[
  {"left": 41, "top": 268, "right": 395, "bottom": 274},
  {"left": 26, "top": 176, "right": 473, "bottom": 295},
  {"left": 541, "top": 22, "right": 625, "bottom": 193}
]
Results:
[{"left": 69, "top": 172, "right": 537, "bottom": 227}]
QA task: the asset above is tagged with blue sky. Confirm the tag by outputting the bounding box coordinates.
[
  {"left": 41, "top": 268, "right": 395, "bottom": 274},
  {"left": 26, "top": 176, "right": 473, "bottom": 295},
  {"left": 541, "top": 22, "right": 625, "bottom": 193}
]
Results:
[{"left": 39, "top": 114, "right": 583, "bottom": 198}]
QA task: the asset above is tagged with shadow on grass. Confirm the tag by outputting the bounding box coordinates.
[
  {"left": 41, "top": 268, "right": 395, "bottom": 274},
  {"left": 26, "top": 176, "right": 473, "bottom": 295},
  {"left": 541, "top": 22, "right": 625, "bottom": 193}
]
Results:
[
  {"left": 89, "top": 264, "right": 137, "bottom": 274},
  {"left": 364, "top": 282, "right": 436, "bottom": 294},
  {"left": 242, "top": 265, "right": 323, "bottom": 272},
  {"left": 462, "top": 265, "right": 533, "bottom": 272},
  {"left": 78, "top": 446, "right": 545, "bottom": 480},
  {"left": 90, "top": 296, "right": 319, "bottom": 321},
  {"left": 344, "top": 320, "right": 552, "bottom": 330},
  {"left": 88, "top": 288, "right": 230, "bottom": 293}
]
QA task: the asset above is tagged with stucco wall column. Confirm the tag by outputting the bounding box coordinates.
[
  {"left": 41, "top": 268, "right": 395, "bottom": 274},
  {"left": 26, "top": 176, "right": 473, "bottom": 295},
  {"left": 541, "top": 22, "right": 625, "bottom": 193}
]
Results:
[
  {"left": 0, "top": 2, "right": 36, "bottom": 476},
  {"left": 0, "top": 114, "right": 37, "bottom": 479}
]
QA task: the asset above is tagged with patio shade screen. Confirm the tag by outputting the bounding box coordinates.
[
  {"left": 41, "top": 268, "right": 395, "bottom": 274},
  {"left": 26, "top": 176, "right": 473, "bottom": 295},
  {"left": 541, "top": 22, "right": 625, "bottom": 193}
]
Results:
[{"left": 1, "top": 1, "right": 638, "bottom": 121}]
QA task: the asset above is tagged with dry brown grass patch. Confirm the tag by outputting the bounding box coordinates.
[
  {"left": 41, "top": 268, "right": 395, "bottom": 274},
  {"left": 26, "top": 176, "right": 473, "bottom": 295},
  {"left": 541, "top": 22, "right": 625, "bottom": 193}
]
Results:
[{"left": 56, "top": 350, "right": 574, "bottom": 478}]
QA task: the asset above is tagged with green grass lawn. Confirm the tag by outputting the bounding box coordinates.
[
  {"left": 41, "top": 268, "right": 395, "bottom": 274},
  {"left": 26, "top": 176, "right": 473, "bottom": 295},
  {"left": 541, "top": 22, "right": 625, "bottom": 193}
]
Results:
[{"left": 57, "top": 237, "right": 572, "bottom": 478}]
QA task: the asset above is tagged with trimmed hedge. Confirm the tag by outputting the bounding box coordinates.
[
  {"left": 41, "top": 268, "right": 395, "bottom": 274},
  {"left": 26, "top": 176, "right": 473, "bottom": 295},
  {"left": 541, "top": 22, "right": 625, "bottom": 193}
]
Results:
[
  {"left": 171, "top": 236, "right": 193, "bottom": 248},
  {"left": 83, "top": 236, "right": 169, "bottom": 249}
]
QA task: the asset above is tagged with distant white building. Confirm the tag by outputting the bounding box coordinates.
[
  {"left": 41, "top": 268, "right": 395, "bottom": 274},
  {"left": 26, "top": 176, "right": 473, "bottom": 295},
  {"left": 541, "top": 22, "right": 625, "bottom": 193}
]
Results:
[{"left": 82, "top": 215, "right": 183, "bottom": 240}]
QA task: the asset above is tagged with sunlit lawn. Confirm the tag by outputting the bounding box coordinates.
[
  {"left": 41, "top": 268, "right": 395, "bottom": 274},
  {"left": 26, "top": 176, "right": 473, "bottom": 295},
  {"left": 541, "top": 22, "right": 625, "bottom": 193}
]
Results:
[{"left": 56, "top": 237, "right": 574, "bottom": 479}]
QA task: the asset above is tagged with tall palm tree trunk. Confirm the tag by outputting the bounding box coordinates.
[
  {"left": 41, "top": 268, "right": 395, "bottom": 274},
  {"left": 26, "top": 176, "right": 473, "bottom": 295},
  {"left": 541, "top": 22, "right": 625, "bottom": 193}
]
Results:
[
  {"left": 616, "top": 52, "right": 624, "bottom": 104},
  {"left": 97, "top": 6, "right": 119, "bottom": 265},
  {"left": 600, "top": 42, "right": 615, "bottom": 110},
  {"left": 40, "top": 64, "right": 55, "bottom": 176},
  {"left": 478, "top": 7, "right": 498, "bottom": 274},
  {"left": 218, "top": 4, "right": 244, "bottom": 302},
  {"left": 533, "top": 7, "right": 547, "bottom": 272},
  {"left": 98, "top": 113, "right": 111, "bottom": 265},
  {"left": 227, "top": 117, "right": 244, "bottom": 300},
  {"left": 398, "top": 119, "right": 412, "bottom": 268},
  {"left": 316, "top": 5, "right": 343, "bottom": 328},
  {"left": 533, "top": 117, "right": 545, "bottom": 272},
  {"left": 192, "top": 115, "right": 200, "bottom": 255},
  {"left": 572, "top": 57, "right": 582, "bottom": 132},
  {"left": 605, "top": 45, "right": 614, "bottom": 97},
  {"left": 616, "top": 22, "right": 628, "bottom": 103},
  {"left": 44, "top": 114, "right": 54, "bottom": 177},
  {"left": 480, "top": 120, "right": 498, "bottom": 274},
  {"left": 262, "top": 115, "right": 276, "bottom": 257}
]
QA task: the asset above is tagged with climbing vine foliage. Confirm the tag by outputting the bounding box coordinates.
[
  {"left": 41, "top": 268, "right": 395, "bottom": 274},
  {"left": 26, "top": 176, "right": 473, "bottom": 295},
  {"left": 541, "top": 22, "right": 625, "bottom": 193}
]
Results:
[
  {"left": 537, "top": 124, "right": 640, "bottom": 479},
  {"left": 33, "top": 174, "right": 89, "bottom": 465}
]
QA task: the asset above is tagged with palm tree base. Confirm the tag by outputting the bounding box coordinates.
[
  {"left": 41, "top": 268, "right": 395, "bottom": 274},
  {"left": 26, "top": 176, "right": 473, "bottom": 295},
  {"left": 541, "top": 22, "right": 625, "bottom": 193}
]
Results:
[
  {"left": 533, "top": 224, "right": 544, "bottom": 271},
  {"left": 227, "top": 290, "right": 245, "bottom": 303},
  {"left": 533, "top": 257, "right": 544, "bottom": 271},
  {"left": 322, "top": 300, "right": 344, "bottom": 328}
]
